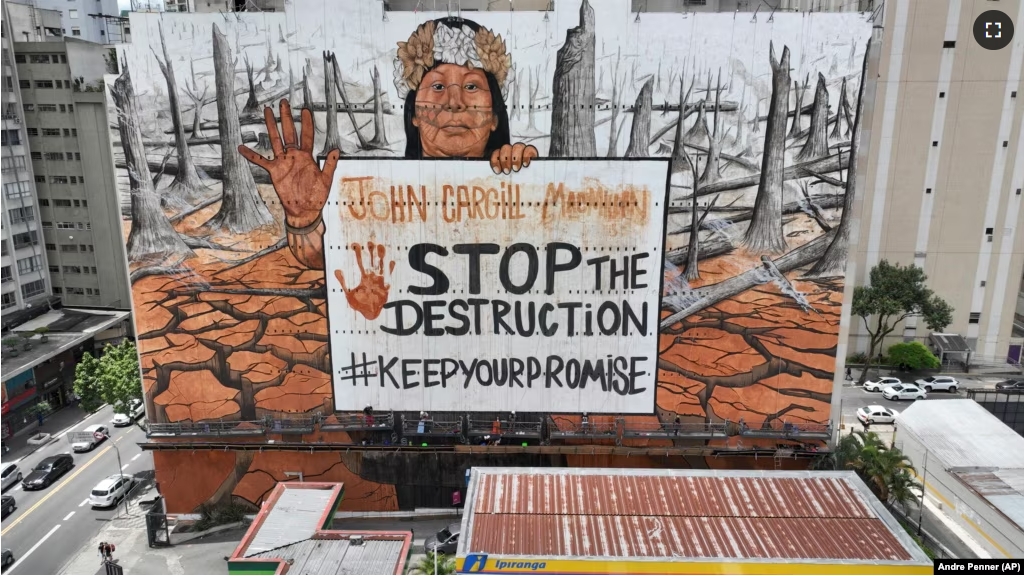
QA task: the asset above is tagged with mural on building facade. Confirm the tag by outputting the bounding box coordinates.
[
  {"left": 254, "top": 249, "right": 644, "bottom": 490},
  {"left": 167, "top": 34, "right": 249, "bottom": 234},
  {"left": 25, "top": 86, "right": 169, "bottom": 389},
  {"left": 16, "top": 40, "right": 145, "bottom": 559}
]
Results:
[{"left": 110, "top": 0, "right": 871, "bottom": 511}]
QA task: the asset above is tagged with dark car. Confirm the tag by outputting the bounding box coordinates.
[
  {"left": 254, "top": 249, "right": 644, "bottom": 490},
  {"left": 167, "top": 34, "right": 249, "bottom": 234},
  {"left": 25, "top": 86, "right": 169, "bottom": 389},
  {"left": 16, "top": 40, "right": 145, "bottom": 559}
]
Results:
[
  {"left": 423, "top": 522, "right": 461, "bottom": 555},
  {"left": 1, "top": 549, "right": 12, "bottom": 570},
  {"left": 22, "top": 454, "right": 73, "bottom": 490},
  {"left": 995, "top": 379, "right": 1024, "bottom": 391},
  {"left": 1, "top": 495, "right": 14, "bottom": 518}
]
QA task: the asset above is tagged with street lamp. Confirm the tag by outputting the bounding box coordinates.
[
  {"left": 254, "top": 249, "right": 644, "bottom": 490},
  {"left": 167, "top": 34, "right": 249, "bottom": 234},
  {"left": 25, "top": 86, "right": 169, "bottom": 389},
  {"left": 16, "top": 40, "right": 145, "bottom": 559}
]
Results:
[{"left": 98, "top": 431, "right": 129, "bottom": 517}]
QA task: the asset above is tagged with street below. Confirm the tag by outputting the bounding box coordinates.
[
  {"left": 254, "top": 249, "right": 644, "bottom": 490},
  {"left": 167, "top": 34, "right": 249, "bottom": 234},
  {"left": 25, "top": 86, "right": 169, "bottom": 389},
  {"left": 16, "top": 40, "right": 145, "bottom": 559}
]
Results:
[{"left": 0, "top": 405, "right": 152, "bottom": 576}]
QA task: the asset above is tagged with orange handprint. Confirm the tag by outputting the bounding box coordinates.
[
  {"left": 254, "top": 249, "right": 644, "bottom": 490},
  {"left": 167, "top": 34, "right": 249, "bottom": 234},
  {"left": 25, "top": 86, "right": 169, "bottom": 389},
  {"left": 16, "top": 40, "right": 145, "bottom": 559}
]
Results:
[{"left": 335, "top": 242, "right": 395, "bottom": 321}]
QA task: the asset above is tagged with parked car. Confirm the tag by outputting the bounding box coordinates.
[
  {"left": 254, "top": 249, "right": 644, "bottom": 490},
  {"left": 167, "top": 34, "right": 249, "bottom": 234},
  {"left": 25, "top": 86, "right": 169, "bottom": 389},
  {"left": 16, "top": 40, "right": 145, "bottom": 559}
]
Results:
[
  {"left": 71, "top": 424, "right": 110, "bottom": 452},
  {"left": 22, "top": 454, "right": 74, "bottom": 490},
  {"left": 857, "top": 405, "right": 900, "bottom": 425},
  {"left": 111, "top": 400, "right": 145, "bottom": 427},
  {"left": 89, "top": 474, "right": 135, "bottom": 508},
  {"left": 864, "top": 377, "right": 902, "bottom": 392},
  {"left": 882, "top": 383, "right": 927, "bottom": 401},
  {"left": 1, "top": 495, "right": 14, "bottom": 518},
  {"left": 914, "top": 376, "right": 959, "bottom": 393},
  {"left": 995, "top": 379, "right": 1024, "bottom": 391},
  {"left": 1, "top": 549, "right": 12, "bottom": 570},
  {"left": 1, "top": 463, "right": 21, "bottom": 492},
  {"left": 423, "top": 522, "right": 461, "bottom": 555}
]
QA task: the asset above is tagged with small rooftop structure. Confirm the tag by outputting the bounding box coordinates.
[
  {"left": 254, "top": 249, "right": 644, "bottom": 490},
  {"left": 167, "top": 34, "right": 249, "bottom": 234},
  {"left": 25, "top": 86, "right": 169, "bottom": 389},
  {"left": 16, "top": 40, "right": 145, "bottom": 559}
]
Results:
[
  {"left": 1, "top": 307, "right": 131, "bottom": 379},
  {"left": 929, "top": 333, "right": 972, "bottom": 365},
  {"left": 457, "top": 468, "right": 932, "bottom": 575},
  {"left": 228, "top": 482, "right": 412, "bottom": 575}
]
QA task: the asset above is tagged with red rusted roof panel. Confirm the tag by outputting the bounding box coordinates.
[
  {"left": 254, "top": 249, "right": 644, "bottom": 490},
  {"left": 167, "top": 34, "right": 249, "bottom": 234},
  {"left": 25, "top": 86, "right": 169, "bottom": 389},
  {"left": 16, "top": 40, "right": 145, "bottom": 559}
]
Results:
[{"left": 468, "top": 472, "right": 914, "bottom": 562}]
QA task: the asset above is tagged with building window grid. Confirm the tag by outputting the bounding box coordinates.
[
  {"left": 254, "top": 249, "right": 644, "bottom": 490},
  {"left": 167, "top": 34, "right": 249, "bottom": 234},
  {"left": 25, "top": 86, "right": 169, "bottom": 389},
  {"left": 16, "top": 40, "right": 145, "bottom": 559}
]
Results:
[
  {"left": 1, "top": 292, "right": 16, "bottom": 309},
  {"left": 21, "top": 279, "right": 46, "bottom": 298}
]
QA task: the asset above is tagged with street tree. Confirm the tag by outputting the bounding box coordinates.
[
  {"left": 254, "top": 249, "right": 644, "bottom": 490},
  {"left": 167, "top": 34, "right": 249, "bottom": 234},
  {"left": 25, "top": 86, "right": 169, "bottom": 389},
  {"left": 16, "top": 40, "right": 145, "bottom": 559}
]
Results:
[
  {"left": 95, "top": 340, "right": 144, "bottom": 415},
  {"left": 852, "top": 260, "right": 953, "bottom": 384},
  {"left": 73, "top": 351, "right": 104, "bottom": 412},
  {"left": 887, "top": 341, "right": 941, "bottom": 371}
]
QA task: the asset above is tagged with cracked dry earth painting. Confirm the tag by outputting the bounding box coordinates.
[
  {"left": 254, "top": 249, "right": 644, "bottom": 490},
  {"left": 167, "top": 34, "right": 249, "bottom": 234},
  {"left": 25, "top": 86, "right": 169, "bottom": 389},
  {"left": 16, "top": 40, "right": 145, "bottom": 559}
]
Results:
[{"left": 110, "top": 1, "right": 871, "bottom": 510}]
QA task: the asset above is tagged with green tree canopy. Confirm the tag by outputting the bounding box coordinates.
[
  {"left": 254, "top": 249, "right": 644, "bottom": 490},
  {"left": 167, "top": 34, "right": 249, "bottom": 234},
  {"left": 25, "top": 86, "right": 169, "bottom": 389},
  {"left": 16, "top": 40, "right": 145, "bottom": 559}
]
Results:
[
  {"left": 852, "top": 260, "right": 952, "bottom": 383},
  {"left": 819, "top": 430, "right": 922, "bottom": 511},
  {"left": 72, "top": 340, "right": 143, "bottom": 414},
  {"left": 887, "top": 341, "right": 941, "bottom": 371}
]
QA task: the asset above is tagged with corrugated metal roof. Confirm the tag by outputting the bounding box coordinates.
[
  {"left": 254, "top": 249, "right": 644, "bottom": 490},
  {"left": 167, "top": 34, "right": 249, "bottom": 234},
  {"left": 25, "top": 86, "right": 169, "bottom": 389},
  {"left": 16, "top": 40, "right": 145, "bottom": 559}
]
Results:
[
  {"left": 954, "top": 469, "right": 1024, "bottom": 530},
  {"left": 249, "top": 538, "right": 405, "bottom": 575},
  {"left": 245, "top": 488, "right": 334, "bottom": 556},
  {"left": 929, "top": 333, "right": 971, "bottom": 353},
  {"left": 895, "top": 399, "right": 1024, "bottom": 469},
  {"left": 462, "top": 468, "right": 930, "bottom": 565}
]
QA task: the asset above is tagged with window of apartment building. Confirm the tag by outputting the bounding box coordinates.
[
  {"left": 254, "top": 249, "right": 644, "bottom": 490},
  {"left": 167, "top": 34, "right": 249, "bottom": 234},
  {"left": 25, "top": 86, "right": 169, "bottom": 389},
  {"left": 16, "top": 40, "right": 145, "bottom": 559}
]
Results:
[
  {"left": 37, "top": 104, "right": 57, "bottom": 112},
  {"left": 48, "top": 265, "right": 59, "bottom": 273},
  {"left": 69, "top": 176, "right": 78, "bottom": 184},
  {"left": 42, "top": 128, "right": 61, "bottom": 136},
  {"left": 14, "top": 54, "right": 26, "bottom": 64},
  {"left": 44, "top": 152, "right": 63, "bottom": 160},
  {"left": 1, "top": 292, "right": 16, "bottom": 309},
  {"left": 29, "top": 55, "right": 50, "bottom": 64},
  {"left": 3, "top": 76, "right": 11, "bottom": 91},
  {"left": 90, "top": 266, "right": 97, "bottom": 274},
  {"left": 54, "top": 199, "right": 72, "bottom": 207},
  {"left": 1, "top": 266, "right": 12, "bottom": 282},
  {"left": 50, "top": 176, "right": 68, "bottom": 184},
  {"left": 17, "top": 255, "right": 42, "bottom": 275},
  {"left": 60, "top": 244, "right": 78, "bottom": 252},
  {"left": 23, "top": 103, "right": 35, "bottom": 112},
  {"left": 71, "top": 28, "right": 81, "bottom": 36},
  {"left": 35, "top": 80, "right": 54, "bottom": 89},
  {"left": 45, "top": 243, "right": 56, "bottom": 251},
  {"left": 74, "top": 199, "right": 87, "bottom": 207},
  {"left": 21, "top": 279, "right": 46, "bottom": 298},
  {"left": 38, "top": 199, "right": 49, "bottom": 206},
  {"left": 84, "top": 244, "right": 93, "bottom": 252},
  {"left": 63, "top": 128, "right": 70, "bottom": 137},
  {"left": 26, "top": 128, "right": 39, "bottom": 136},
  {"left": 72, "top": 128, "right": 77, "bottom": 137},
  {"left": 3, "top": 180, "right": 31, "bottom": 199},
  {"left": 1, "top": 156, "right": 27, "bottom": 171},
  {"left": 74, "top": 153, "right": 80, "bottom": 160},
  {"left": 42, "top": 222, "right": 53, "bottom": 229},
  {"left": 8, "top": 206, "right": 34, "bottom": 224},
  {"left": 63, "top": 265, "right": 81, "bottom": 274},
  {"left": 69, "top": 9, "right": 79, "bottom": 18},
  {"left": 56, "top": 222, "right": 76, "bottom": 229},
  {"left": 59, "top": 104, "right": 66, "bottom": 112},
  {"left": 66, "top": 286, "right": 84, "bottom": 295},
  {"left": 30, "top": 151, "right": 42, "bottom": 160},
  {"left": 34, "top": 175, "right": 45, "bottom": 183},
  {"left": 59, "top": 55, "right": 67, "bottom": 64},
  {"left": 19, "top": 80, "right": 30, "bottom": 89},
  {"left": 1, "top": 129, "right": 22, "bottom": 145},
  {"left": 86, "top": 288, "right": 100, "bottom": 296},
  {"left": 12, "top": 230, "right": 39, "bottom": 248},
  {"left": 52, "top": 287, "right": 62, "bottom": 295}
]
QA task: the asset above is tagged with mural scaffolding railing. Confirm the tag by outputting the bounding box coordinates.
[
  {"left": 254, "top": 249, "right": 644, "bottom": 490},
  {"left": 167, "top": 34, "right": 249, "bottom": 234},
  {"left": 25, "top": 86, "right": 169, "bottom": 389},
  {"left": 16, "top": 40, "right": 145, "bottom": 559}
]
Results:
[
  {"left": 620, "top": 420, "right": 730, "bottom": 439},
  {"left": 738, "top": 421, "right": 832, "bottom": 440},
  {"left": 265, "top": 416, "right": 316, "bottom": 434},
  {"left": 147, "top": 421, "right": 267, "bottom": 438},
  {"left": 320, "top": 412, "right": 396, "bottom": 432},
  {"left": 465, "top": 417, "right": 543, "bottom": 439},
  {"left": 548, "top": 420, "right": 619, "bottom": 439},
  {"left": 400, "top": 415, "right": 463, "bottom": 438}
]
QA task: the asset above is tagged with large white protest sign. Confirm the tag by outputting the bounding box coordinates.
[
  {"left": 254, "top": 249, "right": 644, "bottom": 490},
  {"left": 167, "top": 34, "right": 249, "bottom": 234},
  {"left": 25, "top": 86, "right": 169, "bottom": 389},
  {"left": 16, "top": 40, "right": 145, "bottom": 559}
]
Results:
[{"left": 323, "top": 159, "right": 668, "bottom": 413}]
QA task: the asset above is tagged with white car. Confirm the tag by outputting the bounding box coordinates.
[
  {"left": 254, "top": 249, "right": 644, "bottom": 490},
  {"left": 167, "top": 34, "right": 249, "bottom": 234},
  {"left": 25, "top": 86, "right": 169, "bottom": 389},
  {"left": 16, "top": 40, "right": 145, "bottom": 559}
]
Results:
[
  {"left": 914, "top": 376, "right": 959, "bottom": 393},
  {"left": 71, "top": 425, "right": 110, "bottom": 452},
  {"left": 864, "top": 377, "right": 902, "bottom": 392},
  {"left": 1, "top": 463, "right": 21, "bottom": 492},
  {"left": 89, "top": 474, "right": 135, "bottom": 508},
  {"left": 112, "top": 400, "right": 145, "bottom": 427},
  {"left": 882, "top": 383, "right": 927, "bottom": 401},
  {"left": 857, "top": 406, "right": 900, "bottom": 425}
]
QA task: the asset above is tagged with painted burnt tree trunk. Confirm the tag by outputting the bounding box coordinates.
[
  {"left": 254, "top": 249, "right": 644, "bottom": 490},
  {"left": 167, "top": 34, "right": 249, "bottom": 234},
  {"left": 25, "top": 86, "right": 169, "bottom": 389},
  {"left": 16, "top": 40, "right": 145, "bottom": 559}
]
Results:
[
  {"left": 242, "top": 56, "right": 260, "bottom": 115},
  {"left": 670, "top": 73, "right": 694, "bottom": 174},
  {"left": 606, "top": 48, "right": 623, "bottom": 157},
  {"left": 743, "top": 42, "right": 791, "bottom": 254},
  {"left": 797, "top": 73, "right": 830, "bottom": 161},
  {"left": 111, "top": 65, "right": 194, "bottom": 266},
  {"left": 331, "top": 54, "right": 369, "bottom": 149},
  {"left": 700, "top": 68, "right": 724, "bottom": 184},
  {"left": 368, "top": 65, "right": 388, "bottom": 149},
  {"left": 320, "top": 52, "right": 344, "bottom": 157},
  {"left": 788, "top": 73, "right": 808, "bottom": 139},
  {"left": 302, "top": 69, "right": 314, "bottom": 112},
  {"left": 203, "top": 25, "right": 274, "bottom": 234},
  {"left": 527, "top": 67, "right": 540, "bottom": 133},
  {"left": 184, "top": 60, "right": 211, "bottom": 141},
  {"left": 549, "top": 0, "right": 596, "bottom": 157},
  {"left": 624, "top": 78, "right": 653, "bottom": 158},
  {"left": 151, "top": 22, "right": 207, "bottom": 208},
  {"left": 806, "top": 43, "right": 870, "bottom": 278},
  {"left": 684, "top": 149, "right": 719, "bottom": 281},
  {"left": 509, "top": 68, "right": 520, "bottom": 121},
  {"left": 829, "top": 77, "right": 848, "bottom": 141}
]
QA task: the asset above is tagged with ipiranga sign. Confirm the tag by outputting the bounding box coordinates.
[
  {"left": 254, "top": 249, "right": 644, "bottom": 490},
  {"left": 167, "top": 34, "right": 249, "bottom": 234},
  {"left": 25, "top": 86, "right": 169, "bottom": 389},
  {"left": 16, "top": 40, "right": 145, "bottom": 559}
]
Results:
[{"left": 324, "top": 159, "right": 668, "bottom": 413}]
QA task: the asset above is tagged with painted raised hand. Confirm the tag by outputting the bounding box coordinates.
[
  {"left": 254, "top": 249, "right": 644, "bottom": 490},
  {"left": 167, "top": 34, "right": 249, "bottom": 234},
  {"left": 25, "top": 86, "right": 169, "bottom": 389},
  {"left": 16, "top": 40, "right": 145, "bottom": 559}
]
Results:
[
  {"left": 334, "top": 242, "right": 395, "bottom": 321},
  {"left": 238, "top": 98, "right": 340, "bottom": 229},
  {"left": 489, "top": 143, "right": 538, "bottom": 175}
]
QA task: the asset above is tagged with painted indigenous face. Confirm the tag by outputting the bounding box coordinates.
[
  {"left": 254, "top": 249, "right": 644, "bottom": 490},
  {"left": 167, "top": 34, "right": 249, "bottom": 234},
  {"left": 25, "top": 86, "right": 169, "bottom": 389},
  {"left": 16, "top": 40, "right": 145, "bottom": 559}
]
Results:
[{"left": 412, "top": 64, "right": 498, "bottom": 158}]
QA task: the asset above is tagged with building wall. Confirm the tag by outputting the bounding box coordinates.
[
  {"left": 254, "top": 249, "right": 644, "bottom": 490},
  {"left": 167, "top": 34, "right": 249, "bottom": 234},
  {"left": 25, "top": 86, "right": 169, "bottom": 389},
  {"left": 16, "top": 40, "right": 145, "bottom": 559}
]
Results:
[
  {"left": 28, "top": 0, "right": 121, "bottom": 44},
  {"left": 895, "top": 428, "right": 1024, "bottom": 559},
  {"left": 850, "top": 0, "right": 1024, "bottom": 363},
  {"left": 13, "top": 40, "right": 130, "bottom": 309}
]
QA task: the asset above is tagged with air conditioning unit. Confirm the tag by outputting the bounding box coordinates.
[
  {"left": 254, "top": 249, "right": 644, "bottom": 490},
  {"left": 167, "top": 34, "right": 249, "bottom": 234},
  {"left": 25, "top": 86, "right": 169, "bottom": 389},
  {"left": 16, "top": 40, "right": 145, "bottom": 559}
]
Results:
[{"left": 349, "top": 535, "right": 364, "bottom": 546}]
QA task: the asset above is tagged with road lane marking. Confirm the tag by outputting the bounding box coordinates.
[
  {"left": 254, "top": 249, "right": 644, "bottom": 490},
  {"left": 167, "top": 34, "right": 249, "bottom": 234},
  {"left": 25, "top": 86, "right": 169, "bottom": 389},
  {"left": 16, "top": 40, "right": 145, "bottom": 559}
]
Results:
[
  {"left": 79, "top": 499, "right": 89, "bottom": 507},
  {"left": 131, "top": 454, "right": 140, "bottom": 461},
  {"left": 121, "top": 464, "right": 129, "bottom": 471},
  {"left": 116, "top": 436, "right": 124, "bottom": 443},
  {"left": 63, "top": 511, "right": 75, "bottom": 521},
  {"left": 6, "top": 524, "right": 60, "bottom": 573},
  {"left": 1, "top": 445, "right": 112, "bottom": 537}
]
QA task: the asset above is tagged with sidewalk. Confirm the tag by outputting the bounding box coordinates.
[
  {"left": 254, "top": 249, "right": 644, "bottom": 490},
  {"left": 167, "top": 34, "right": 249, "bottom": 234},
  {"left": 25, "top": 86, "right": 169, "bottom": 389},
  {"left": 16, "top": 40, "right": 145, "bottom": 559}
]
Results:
[{"left": 2, "top": 404, "right": 99, "bottom": 464}]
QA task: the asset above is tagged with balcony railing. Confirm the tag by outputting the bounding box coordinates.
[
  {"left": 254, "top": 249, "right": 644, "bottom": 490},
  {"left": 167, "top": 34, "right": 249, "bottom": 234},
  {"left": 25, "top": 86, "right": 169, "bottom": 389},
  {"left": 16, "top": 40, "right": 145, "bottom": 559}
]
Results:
[
  {"left": 466, "top": 417, "right": 543, "bottom": 439},
  {"left": 320, "top": 412, "right": 396, "bottom": 432},
  {"left": 400, "top": 415, "right": 463, "bottom": 438},
  {"left": 148, "top": 421, "right": 266, "bottom": 437},
  {"left": 548, "top": 420, "right": 619, "bottom": 439},
  {"left": 266, "top": 417, "right": 316, "bottom": 434},
  {"left": 621, "top": 421, "right": 730, "bottom": 439}
]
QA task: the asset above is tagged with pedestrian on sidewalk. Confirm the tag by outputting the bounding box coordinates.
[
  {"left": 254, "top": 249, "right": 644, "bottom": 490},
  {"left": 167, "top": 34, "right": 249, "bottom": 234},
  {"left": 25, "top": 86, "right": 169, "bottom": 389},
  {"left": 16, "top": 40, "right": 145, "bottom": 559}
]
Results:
[{"left": 845, "top": 367, "right": 852, "bottom": 381}]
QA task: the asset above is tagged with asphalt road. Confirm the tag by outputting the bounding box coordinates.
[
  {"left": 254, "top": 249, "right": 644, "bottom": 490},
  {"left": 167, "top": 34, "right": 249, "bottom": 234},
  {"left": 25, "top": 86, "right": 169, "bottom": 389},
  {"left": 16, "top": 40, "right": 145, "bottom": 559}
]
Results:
[
  {"left": 0, "top": 406, "right": 152, "bottom": 576},
  {"left": 838, "top": 374, "right": 1003, "bottom": 431}
]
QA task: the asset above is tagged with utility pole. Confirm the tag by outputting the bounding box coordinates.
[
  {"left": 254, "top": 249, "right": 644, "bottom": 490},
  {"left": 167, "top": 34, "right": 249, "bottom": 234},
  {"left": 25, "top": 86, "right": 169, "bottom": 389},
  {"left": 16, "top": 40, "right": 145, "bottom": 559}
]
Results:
[
  {"left": 100, "top": 432, "right": 129, "bottom": 517},
  {"left": 917, "top": 448, "right": 929, "bottom": 536}
]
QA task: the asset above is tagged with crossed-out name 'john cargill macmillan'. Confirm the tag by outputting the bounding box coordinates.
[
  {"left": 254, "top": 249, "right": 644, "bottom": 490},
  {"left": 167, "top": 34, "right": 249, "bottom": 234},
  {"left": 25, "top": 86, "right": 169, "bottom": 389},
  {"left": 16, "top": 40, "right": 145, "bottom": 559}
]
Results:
[{"left": 237, "top": 16, "right": 538, "bottom": 321}]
